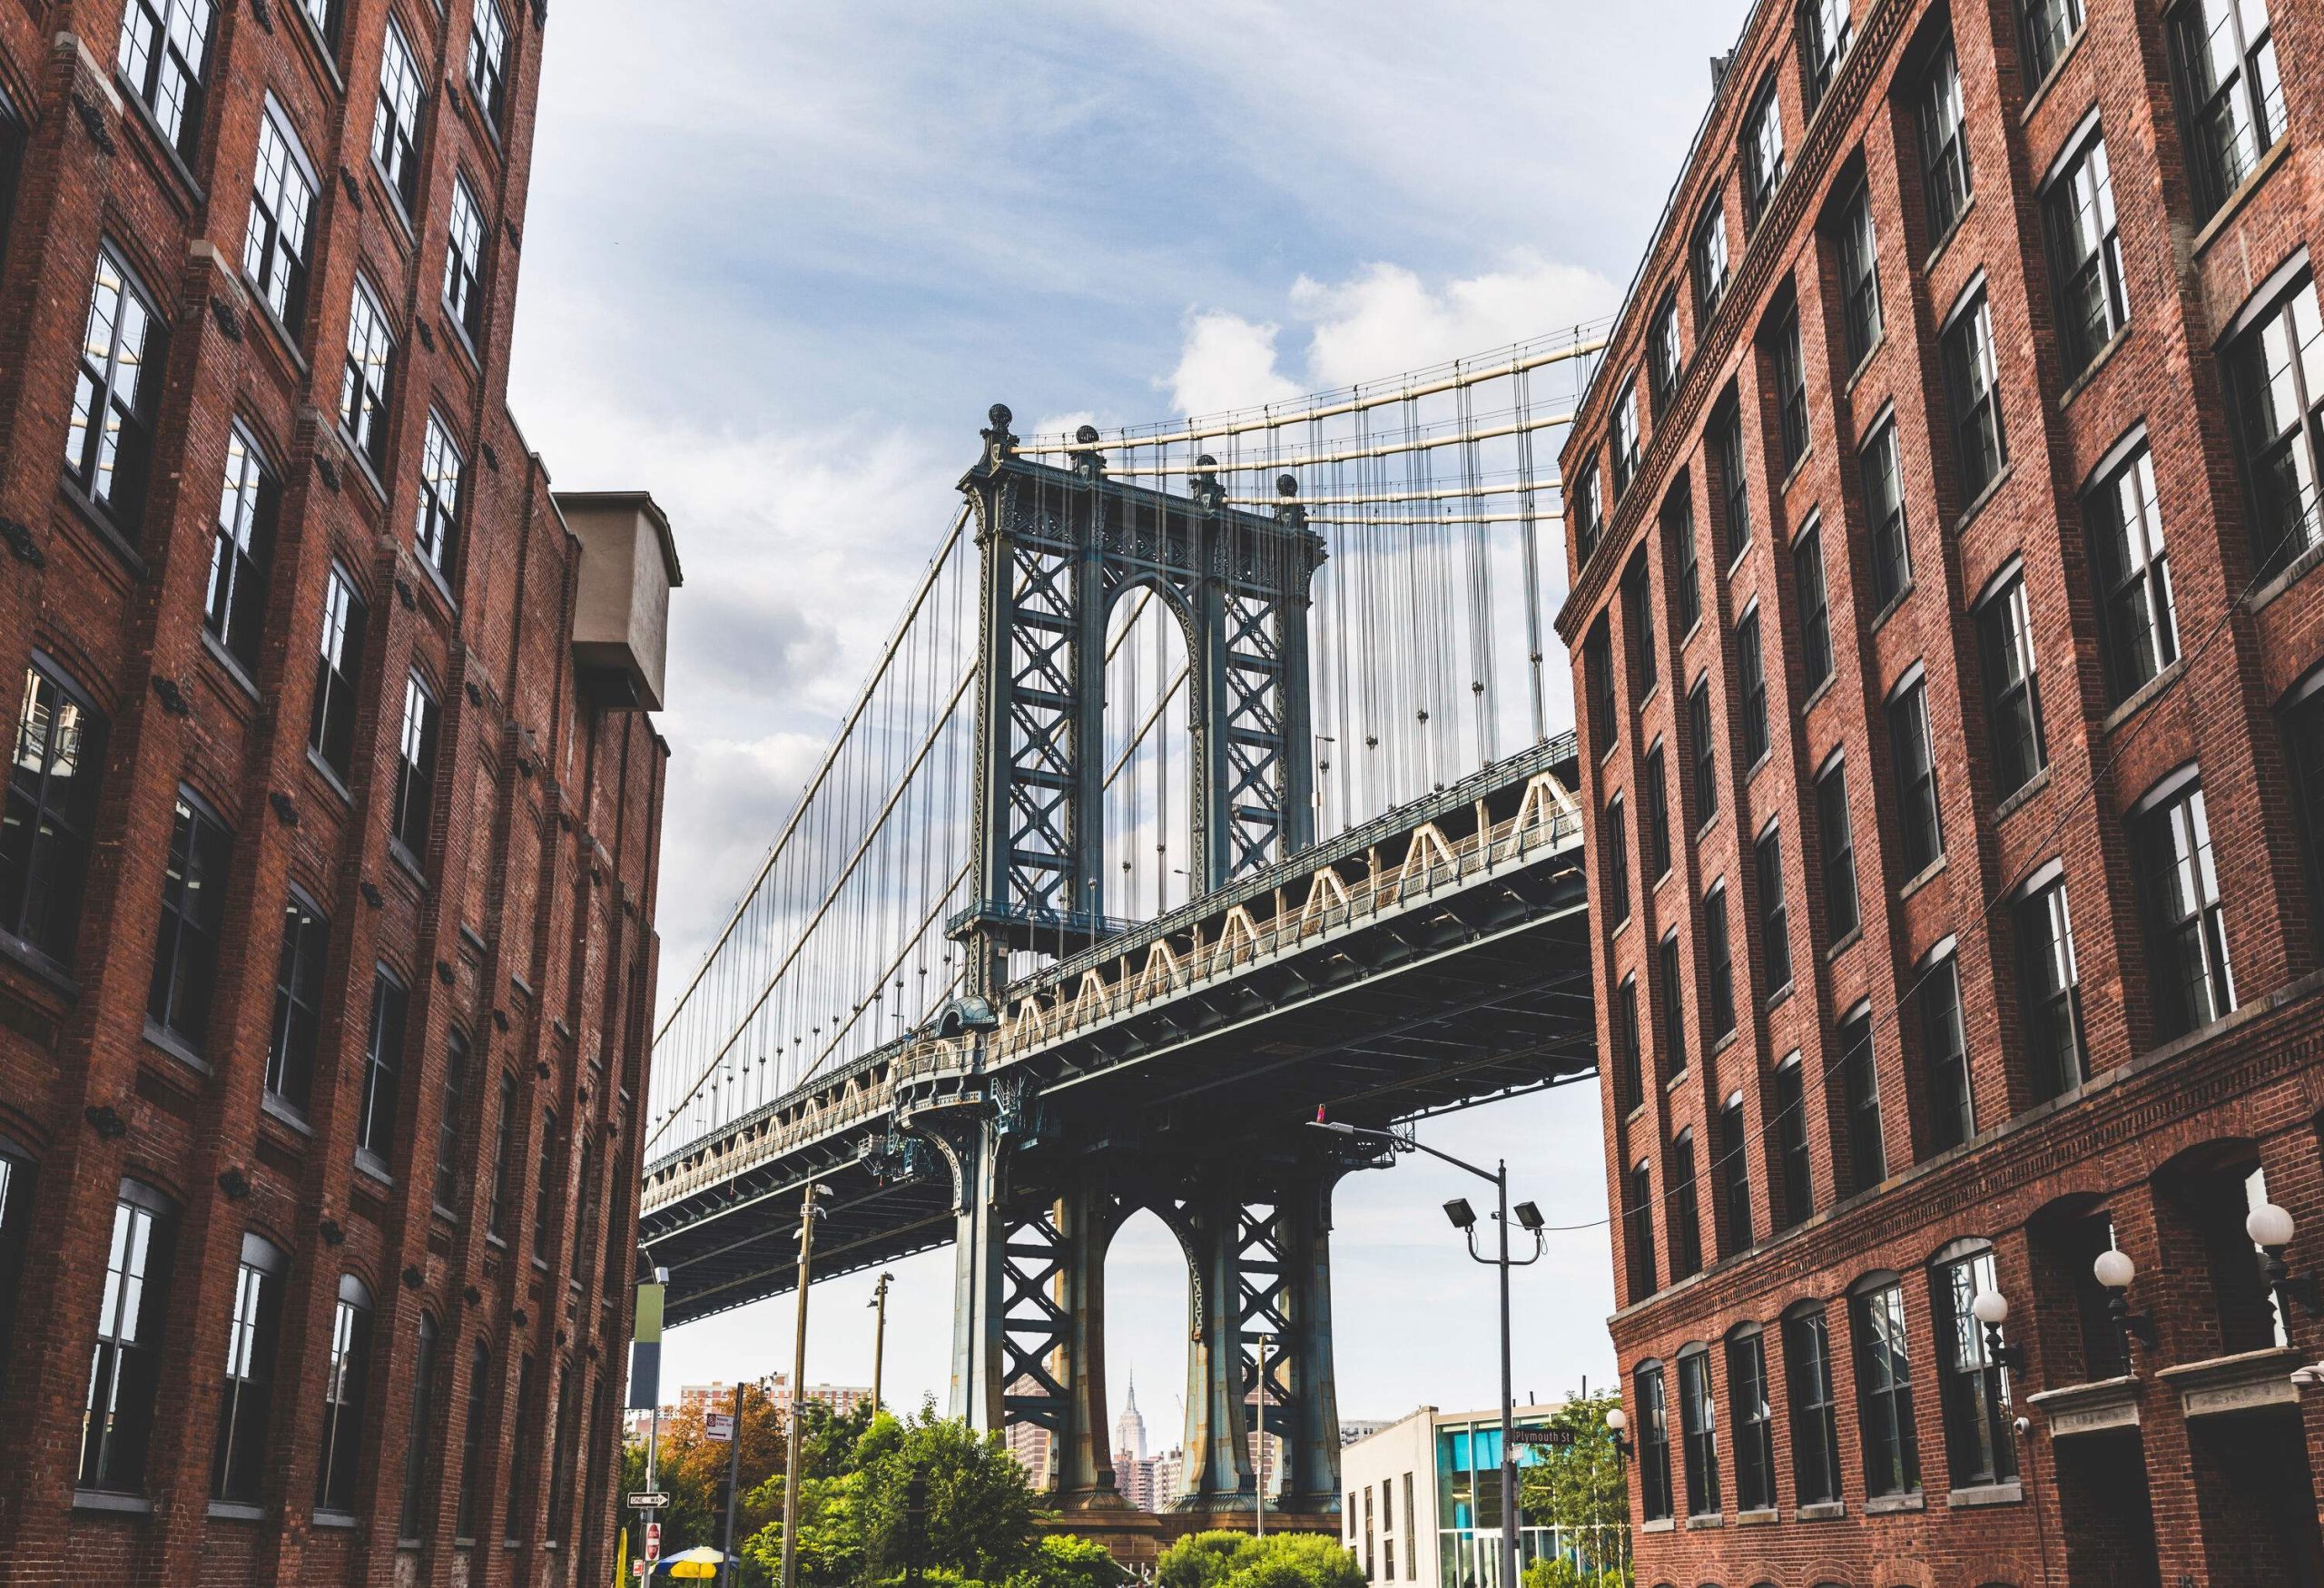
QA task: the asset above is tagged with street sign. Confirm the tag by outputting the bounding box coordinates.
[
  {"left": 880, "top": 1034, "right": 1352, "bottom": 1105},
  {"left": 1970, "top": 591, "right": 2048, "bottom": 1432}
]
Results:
[
  {"left": 1507, "top": 1426, "right": 1579, "bottom": 1447},
  {"left": 704, "top": 1409, "right": 734, "bottom": 1441},
  {"left": 629, "top": 1492, "right": 673, "bottom": 1509},
  {"left": 645, "top": 1521, "right": 662, "bottom": 1563}
]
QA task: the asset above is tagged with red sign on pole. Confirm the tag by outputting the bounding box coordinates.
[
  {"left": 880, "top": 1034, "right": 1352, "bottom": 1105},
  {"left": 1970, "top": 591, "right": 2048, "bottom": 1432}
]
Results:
[{"left": 645, "top": 1522, "right": 662, "bottom": 1563}]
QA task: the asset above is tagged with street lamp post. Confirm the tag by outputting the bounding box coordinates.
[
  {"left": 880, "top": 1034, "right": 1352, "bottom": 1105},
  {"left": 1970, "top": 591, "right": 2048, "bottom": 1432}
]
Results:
[
  {"left": 869, "top": 1272, "right": 895, "bottom": 1410},
  {"left": 1310, "top": 1118, "right": 1543, "bottom": 1588},
  {"left": 781, "top": 1186, "right": 830, "bottom": 1588}
]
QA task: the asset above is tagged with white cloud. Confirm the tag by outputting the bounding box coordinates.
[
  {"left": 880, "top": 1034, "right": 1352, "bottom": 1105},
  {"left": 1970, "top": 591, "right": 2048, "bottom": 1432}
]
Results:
[
  {"left": 1164, "top": 311, "right": 1306, "bottom": 418},
  {"left": 1295, "top": 255, "right": 1623, "bottom": 388}
]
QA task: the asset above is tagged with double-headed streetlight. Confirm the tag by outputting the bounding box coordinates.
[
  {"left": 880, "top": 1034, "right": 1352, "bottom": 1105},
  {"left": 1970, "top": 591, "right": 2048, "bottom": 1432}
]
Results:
[{"left": 1310, "top": 1116, "right": 1544, "bottom": 1588}]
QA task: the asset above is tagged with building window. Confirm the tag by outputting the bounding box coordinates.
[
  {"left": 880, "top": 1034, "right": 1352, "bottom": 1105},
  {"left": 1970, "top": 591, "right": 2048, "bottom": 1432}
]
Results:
[
  {"left": 1692, "top": 193, "right": 1730, "bottom": 321},
  {"left": 309, "top": 565, "right": 368, "bottom": 782},
  {"left": 399, "top": 1314, "right": 440, "bottom": 1539},
  {"left": 531, "top": 1110, "right": 558, "bottom": 1262},
  {"left": 488, "top": 1073, "right": 517, "bottom": 1239},
  {"left": 2016, "top": 873, "right": 2085, "bottom": 1099},
  {"left": 1815, "top": 755, "right": 1859, "bottom": 942},
  {"left": 340, "top": 277, "right": 397, "bottom": 474},
  {"left": 1853, "top": 1277, "right": 1921, "bottom": 1498},
  {"left": 457, "top": 1339, "right": 492, "bottom": 1538},
  {"left": 1571, "top": 460, "right": 1602, "bottom": 563},
  {"left": 298, "top": 0, "right": 334, "bottom": 44},
  {"left": 1702, "top": 885, "right": 1736, "bottom": 1043},
  {"left": 1623, "top": 555, "right": 1657, "bottom": 695},
  {"left": 2221, "top": 271, "right": 2324, "bottom": 578},
  {"left": 468, "top": 0, "right": 510, "bottom": 126},
  {"left": 1603, "top": 794, "right": 1630, "bottom": 927},
  {"left": 2168, "top": 0, "right": 2283, "bottom": 221},
  {"left": 2133, "top": 774, "right": 2235, "bottom": 1039},
  {"left": 1584, "top": 617, "right": 1616, "bottom": 750},
  {"left": 1737, "top": 607, "right": 1768, "bottom": 767},
  {"left": 0, "top": 1142, "right": 35, "bottom": 1372},
  {"left": 1935, "top": 1247, "right": 2016, "bottom": 1488},
  {"left": 212, "top": 1232, "right": 287, "bottom": 1504},
  {"left": 1678, "top": 1347, "right": 1719, "bottom": 1516},
  {"left": 1942, "top": 291, "right": 2007, "bottom": 502},
  {"left": 1626, "top": 1161, "right": 1658, "bottom": 1303},
  {"left": 1836, "top": 180, "right": 1881, "bottom": 364},
  {"left": 204, "top": 426, "right": 281, "bottom": 676},
  {"left": 2045, "top": 130, "right": 2125, "bottom": 380},
  {"left": 1716, "top": 1091, "right": 1752, "bottom": 1254},
  {"left": 1755, "top": 824, "right": 1791, "bottom": 996},
  {"left": 1784, "top": 1305, "right": 1842, "bottom": 1504},
  {"left": 1613, "top": 974, "right": 1643, "bottom": 1115},
  {"left": 506, "top": 1353, "right": 536, "bottom": 1541},
  {"left": 1643, "top": 740, "right": 1672, "bottom": 879},
  {"left": 1648, "top": 291, "right": 1683, "bottom": 416},
  {"left": 1773, "top": 304, "right": 1809, "bottom": 471},
  {"left": 265, "top": 892, "right": 330, "bottom": 1113},
  {"left": 1792, "top": 519, "right": 1832, "bottom": 693},
  {"left": 1889, "top": 674, "right": 1944, "bottom": 874},
  {"left": 1669, "top": 1129, "right": 1702, "bottom": 1280},
  {"left": 65, "top": 246, "right": 166, "bottom": 526},
  {"left": 1917, "top": 42, "right": 1973, "bottom": 242},
  {"left": 1860, "top": 419, "right": 1911, "bottom": 607},
  {"left": 0, "top": 662, "right": 105, "bottom": 968},
  {"left": 2021, "top": 0, "right": 2084, "bottom": 85},
  {"left": 245, "top": 101, "right": 316, "bottom": 329},
  {"left": 434, "top": 1030, "right": 468, "bottom": 1212},
  {"left": 1977, "top": 572, "right": 2046, "bottom": 799},
  {"left": 1838, "top": 1005, "right": 1883, "bottom": 1191},
  {"left": 1658, "top": 930, "right": 1688, "bottom": 1081},
  {"left": 80, "top": 1183, "right": 176, "bottom": 1493},
  {"left": 1919, "top": 951, "right": 1973, "bottom": 1153},
  {"left": 416, "top": 413, "right": 464, "bottom": 578},
  {"left": 1741, "top": 77, "right": 1785, "bottom": 232},
  {"left": 1774, "top": 1053, "right": 1812, "bottom": 1228},
  {"left": 393, "top": 672, "right": 440, "bottom": 861},
  {"left": 1612, "top": 380, "right": 1640, "bottom": 501},
  {"left": 1800, "top": 0, "right": 1851, "bottom": 113},
  {"left": 148, "top": 793, "right": 231, "bottom": 1053},
  {"left": 1688, "top": 675, "right": 1716, "bottom": 825},
  {"left": 316, "top": 1274, "right": 373, "bottom": 1514},
  {"left": 1714, "top": 395, "right": 1751, "bottom": 561},
  {"left": 358, "top": 968, "right": 409, "bottom": 1167},
  {"left": 117, "top": 0, "right": 213, "bottom": 159},
  {"left": 1663, "top": 492, "right": 1700, "bottom": 632},
  {"left": 373, "top": 18, "right": 424, "bottom": 212},
  {"left": 2086, "top": 440, "right": 2179, "bottom": 704},
  {"left": 1728, "top": 1329, "right": 1774, "bottom": 1514},
  {"left": 1636, "top": 1362, "right": 1673, "bottom": 1520},
  {"left": 445, "top": 179, "right": 487, "bottom": 343}
]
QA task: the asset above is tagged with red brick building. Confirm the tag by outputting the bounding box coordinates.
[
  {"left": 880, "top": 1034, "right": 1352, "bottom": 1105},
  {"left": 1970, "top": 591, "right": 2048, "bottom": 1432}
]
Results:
[
  {"left": 0, "top": 0, "right": 675, "bottom": 1584},
  {"left": 1557, "top": 0, "right": 2324, "bottom": 1582}
]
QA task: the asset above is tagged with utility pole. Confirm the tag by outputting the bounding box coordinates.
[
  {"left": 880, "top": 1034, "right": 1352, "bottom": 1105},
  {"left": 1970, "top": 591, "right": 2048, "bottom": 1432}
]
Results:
[
  {"left": 1254, "top": 1331, "right": 1268, "bottom": 1541},
  {"left": 869, "top": 1272, "right": 894, "bottom": 1409},
  {"left": 780, "top": 1186, "right": 827, "bottom": 1588},
  {"left": 721, "top": 1378, "right": 745, "bottom": 1569}
]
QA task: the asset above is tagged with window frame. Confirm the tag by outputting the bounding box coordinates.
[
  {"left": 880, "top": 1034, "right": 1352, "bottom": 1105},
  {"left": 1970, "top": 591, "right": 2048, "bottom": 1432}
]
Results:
[
  {"left": 1727, "top": 1326, "right": 1775, "bottom": 1514},
  {"left": 2083, "top": 435, "right": 2180, "bottom": 704},
  {"left": 2020, "top": 0, "right": 2085, "bottom": 89},
  {"left": 1669, "top": 1127, "right": 1702, "bottom": 1281},
  {"left": 1736, "top": 604, "right": 1768, "bottom": 767},
  {"left": 1702, "top": 883, "right": 1736, "bottom": 1044},
  {"left": 206, "top": 423, "right": 281, "bottom": 676},
  {"left": 1713, "top": 391, "right": 1752, "bottom": 562},
  {"left": 1940, "top": 286, "right": 2008, "bottom": 503},
  {"left": 309, "top": 562, "right": 369, "bottom": 783},
  {"left": 116, "top": 0, "right": 215, "bottom": 162},
  {"left": 2014, "top": 867, "right": 2086, "bottom": 1100},
  {"left": 340, "top": 275, "right": 398, "bottom": 475},
  {"left": 265, "top": 887, "right": 330, "bottom": 1114},
  {"left": 147, "top": 788, "right": 233, "bottom": 1056},
  {"left": 1934, "top": 1244, "right": 2017, "bottom": 1489},
  {"left": 1838, "top": 1002, "right": 1884, "bottom": 1191},
  {"left": 1739, "top": 74, "right": 1786, "bottom": 234},
  {"left": 2220, "top": 266, "right": 2324, "bottom": 579},
  {"left": 2043, "top": 119, "right": 2126, "bottom": 381},
  {"left": 1799, "top": 0, "right": 1852, "bottom": 114},
  {"left": 1611, "top": 379, "right": 1641, "bottom": 502},
  {"left": 356, "top": 966, "right": 410, "bottom": 1169},
  {"left": 64, "top": 243, "right": 168, "bottom": 529},
  {"left": 1755, "top": 821, "right": 1791, "bottom": 997},
  {"left": 1783, "top": 1302, "right": 1843, "bottom": 1504},
  {"left": 1658, "top": 927, "right": 1688, "bottom": 1081},
  {"left": 1691, "top": 192, "right": 1730, "bottom": 321},
  {"left": 1677, "top": 1345, "right": 1720, "bottom": 1517},
  {"left": 1815, "top": 752, "right": 1860, "bottom": 942},
  {"left": 1917, "top": 944, "right": 1974, "bottom": 1153},
  {"left": 1602, "top": 791, "right": 1630, "bottom": 928},
  {"left": 1975, "top": 567, "right": 2047, "bottom": 799},
  {"left": 1643, "top": 738, "right": 1672, "bottom": 881},
  {"left": 372, "top": 15, "right": 425, "bottom": 214},
  {"left": 1888, "top": 669, "right": 1945, "bottom": 875},
  {"left": 392, "top": 669, "right": 440, "bottom": 863},
  {"left": 1636, "top": 1360, "right": 1674, "bottom": 1521},
  {"left": 1648, "top": 291, "right": 1684, "bottom": 416},
  {"left": 314, "top": 1272, "right": 374, "bottom": 1515},
  {"left": 1835, "top": 178, "right": 1882, "bottom": 365},
  {"left": 414, "top": 410, "right": 464, "bottom": 580},
  {"left": 1688, "top": 673, "right": 1717, "bottom": 827},
  {"left": 1772, "top": 301, "right": 1809, "bottom": 470},
  {"left": 1859, "top": 416, "right": 1911, "bottom": 607},
  {"left": 1916, "top": 40, "right": 1973, "bottom": 244},
  {"left": 444, "top": 176, "right": 488, "bottom": 345},
  {"left": 1851, "top": 1275, "right": 1922, "bottom": 1499},
  {"left": 1773, "top": 1051, "right": 1813, "bottom": 1229},
  {"left": 1625, "top": 1159, "right": 1659, "bottom": 1303},
  {"left": 80, "top": 1181, "right": 177, "bottom": 1494},
  {"left": 2167, "top": 0, "right": 2284, "bottom": 221},
  {"left": 244, "top": 95, "right": 318, "bottom": 331},
  {"left": 212, "top": 1231, "right": 289, "bottom": 1504},
  {"left": 2132, "top": 770, "right": 2236, "bottom": 1039},
  {"left": 0, "top": 659, "right": 107, "bottom": 970},
  {"left": 467, "top": 0, "right": 511, "bottom": 129}
]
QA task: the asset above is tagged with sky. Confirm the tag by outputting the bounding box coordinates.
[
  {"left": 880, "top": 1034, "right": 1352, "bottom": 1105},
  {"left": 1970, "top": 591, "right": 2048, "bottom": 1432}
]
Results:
[{"left": 507, "top": 2, "right": 1750, "bottom": 1438}]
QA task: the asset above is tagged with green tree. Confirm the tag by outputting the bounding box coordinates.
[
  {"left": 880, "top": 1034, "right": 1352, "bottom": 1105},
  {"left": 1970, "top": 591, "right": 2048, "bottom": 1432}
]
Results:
[
  {"left": 1514, "top": 1390, "right": 1630, "bottom": 1587},
  {"left": 1155, "top": 1531, "right": 1364, "bottom": 1588}
]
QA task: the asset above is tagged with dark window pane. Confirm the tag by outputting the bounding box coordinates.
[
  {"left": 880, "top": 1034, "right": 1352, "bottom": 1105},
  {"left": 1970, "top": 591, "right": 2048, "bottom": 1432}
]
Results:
[
  {"left": 1854, "top": 1280, "right": 1921, "bottom": 1497},
  {"left": 1689, "top": 677, "right": 1717, "bottom": 824},
  {"left": 1918, "top": 44, "right": 1973, "bottom": 241},
  {"left": 1679, "top": 1349, "right": 1719, "bottom": 1515},
  {"left": 1756, "top": 826, "right": 1791, "bottom": 995},
  {"left": 1669, "top": 1130, "right": 1702, "bottom": 1281},
  {"left": 1935, "top": 1250, "right": 2017, "bottom": 1487},
  {"left": 1816, "top": 759, "right": 1859, "bottom": 941},
  {"left": 1643, "top": 743, "right": 1672, "bottom": 879},
  {"left": 2134, "top": 780, "right": 2236, "bottom": 1039},
  {"left": 393, "top": 672, "right": 440, "bottom": 859},
  {"left": 1920, "top": 956, "right": 1974, "bottom": 1153},
  {"left": 1942, "top": 293, "right": 2007, "bottom": 501},
  {"left": 1978, "top": 574, "right": 2046, "bottom": 797},
  {"left": 115, "top": 0, "right": 213, "bottom": 160},
  {"left": 206, "top": 426, "right": 279, "bottom": 672},
  {"left": 64, "top": 248, "right": 166, "bottom": 528},
  {"left": 148, "top": 794, "right": 232, "bottom": 1050},
  {"left": 80, "top": 1187, "right": 176, "bottom": 1492},
  {"left": 2221, "top": 271, "right": 2324, "bottom": 578},
  {"left": 1861, "top": 422, "right": 1910, "bottom": 607},
  {"left": 0, "top": 664, "right": 106, "bottom": 966},
  {"left": 266, "top": 893, "right": 330, "bottom": 1112},
  {"left": 2044, "top": 130, "right": 2125, "bottom": 380},
  {"left": 1637, "top": 1364, "right": 1673, "bottom": 1520},
  {"left": 1625, "top": 1161, "right": 1658, "bottom": 1303},
  {"left": 2169, "top": 0, "right": 2284, "bottom": 219},
  {"left": 1839, "top": 1008, "right": 1884, "bottom": 1191},
  {"left": 1837, "top": 182, "right": 1881, "bottom": 363},
  {"left": 2016, "top": 878, "right": 2086, "bottom": 1098},
  {"left": 1793, "top": 523, "right": 1833, "bottom": 693},
  {"left": 1737, "top": 607, "right": 1768, "bottom": 765},
  {"left": 316, "top": 1282, "right": 372, "bottom": 1512},
  {"left": 1703, "top": 889, "right": 1735, "bottom": 1042},
  {"left": 1889, "top": 677, "right": 1944, "bottom": 874},
  {"left": 1728, "top": 1332, "right": 1775, "bottom": 1513},
  {"left": 2086, "top": 443, "right": 2179, "bottom": 703},
  {"left": 1785, "top": 1307, "right": 1843, "bottom": 1504},
  {"left": 358, "top": 971, "right": 409, "bottom": 1164},
  {"left": 1659, "top": 931, "right": 1688, "bottom": 1081},
  {"left": 212, "top": 1234, "right": 285, "bottom": 1503},
  {"left": 1774, "top": 1058, "right": 1813, "bottom": 1228}
]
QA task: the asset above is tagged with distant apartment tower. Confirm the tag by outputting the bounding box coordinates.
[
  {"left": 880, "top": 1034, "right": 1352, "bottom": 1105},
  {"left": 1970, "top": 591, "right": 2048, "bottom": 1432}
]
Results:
[
  {"left": 0, "top": 1, "right": 676, "bottom": 1586},
  {"left": 1560, "top": 0, "right": 2324, "bottom": 1582}
]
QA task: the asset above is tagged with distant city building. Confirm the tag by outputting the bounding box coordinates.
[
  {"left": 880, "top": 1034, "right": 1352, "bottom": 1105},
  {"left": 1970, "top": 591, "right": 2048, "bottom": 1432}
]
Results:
[
  {"left": 1147, "top": 1446, "right": 1185, "bottom": 1510},
  {"left": 1342, "top": 1405, "right": 1620, "bottom": 1588},
  {"left": 1116, "top": 1371, "right": 1149, "bottom": 1461},
  {"left": 1004, "top": 1376, "right": 1053, "bottom": 1489},
  {"left": 1340, "top": 1418, "right": 1392, "bottom": 1445}
]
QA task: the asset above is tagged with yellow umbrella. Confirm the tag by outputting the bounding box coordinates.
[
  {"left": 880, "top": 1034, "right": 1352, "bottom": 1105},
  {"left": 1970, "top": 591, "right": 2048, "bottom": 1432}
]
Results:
[{"left": 662, "top": 1546, "right": 728, "bottom": 1580}]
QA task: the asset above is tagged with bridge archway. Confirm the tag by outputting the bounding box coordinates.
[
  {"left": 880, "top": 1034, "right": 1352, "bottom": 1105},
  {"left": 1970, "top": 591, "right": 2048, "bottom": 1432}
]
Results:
[
  {"left": 1102, "top": 578, "right": 1198, "bottom": 922},
  {"left": 1102, "top": 1204, "right": 1196, "bottom": 1507}
]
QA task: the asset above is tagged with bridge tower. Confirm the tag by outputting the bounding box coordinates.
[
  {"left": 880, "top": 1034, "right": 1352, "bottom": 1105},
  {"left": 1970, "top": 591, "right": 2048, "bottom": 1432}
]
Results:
[{"left": 937, "top": 409, "right": 1345, "bottom": 1529}]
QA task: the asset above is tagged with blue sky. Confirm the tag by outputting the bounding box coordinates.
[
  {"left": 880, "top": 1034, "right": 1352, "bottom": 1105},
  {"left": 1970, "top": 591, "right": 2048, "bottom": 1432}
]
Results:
[{"left": 508, "top": 1, "right": 1749, "bottom": 1436}]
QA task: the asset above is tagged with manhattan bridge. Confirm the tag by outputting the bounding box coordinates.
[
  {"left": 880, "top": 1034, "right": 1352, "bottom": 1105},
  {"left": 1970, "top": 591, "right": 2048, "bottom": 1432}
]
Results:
[{"left": 639, "top": 323, "right": 1609, "bottom": 1529}]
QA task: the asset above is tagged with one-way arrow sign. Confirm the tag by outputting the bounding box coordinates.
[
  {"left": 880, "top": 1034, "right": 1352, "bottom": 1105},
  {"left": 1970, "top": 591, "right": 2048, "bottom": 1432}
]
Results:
[{"left": 627, "top": 1492, "right": 672, "bottom": 1509}]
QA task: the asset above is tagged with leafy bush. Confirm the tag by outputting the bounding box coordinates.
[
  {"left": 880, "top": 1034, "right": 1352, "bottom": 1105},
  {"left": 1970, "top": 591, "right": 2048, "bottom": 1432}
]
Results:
[{"left": 1155, "top": 1530, "right": 1363, "bottom": 1588}]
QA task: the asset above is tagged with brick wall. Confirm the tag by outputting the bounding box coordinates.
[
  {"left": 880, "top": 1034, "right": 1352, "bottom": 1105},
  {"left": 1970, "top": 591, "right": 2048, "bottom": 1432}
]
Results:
[
  {"left": 0, "top": 2, "right": 668, "bottom": 1586},
  {"left": 1556, "top": 0, "right": 2324, "bottom": 1582}
]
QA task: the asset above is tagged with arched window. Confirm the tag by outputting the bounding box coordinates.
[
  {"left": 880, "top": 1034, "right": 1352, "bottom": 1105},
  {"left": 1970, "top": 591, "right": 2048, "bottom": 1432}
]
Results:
[
  {"left": 213, "top": 1231, "right": 289, "bottom": 1504},
  {"left": 1931, "top": 1238, "right": 2016, "bottom": 1488},
  {"left": 80, "top": 1179, "right": 178, "bottom": 1494},
  {"left": 456, "top": 1338, "right": 493, "bottom": 1540},
  {"left": 1849, "top": 1270, "right": 1921, "bottom": 1498},
  {"left": 1725, "top": 1322, "right": 1774, "bottom": 1513},
  {"left": 1782, "top": 1298, "right": 1841, "bottom": 1505},
  {"left": 398, "top": 1312, "right": 441, "bottom": 1539},
  {"left": 1676, "top": 1344, "right": 1719, "bottom": 1518},
  {"left": 1634, "top": 1359, "right": 1673, "bottom": 1521},
  {"left": 316, "top": 1273, "right": 374, "bottom": 1514}
]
